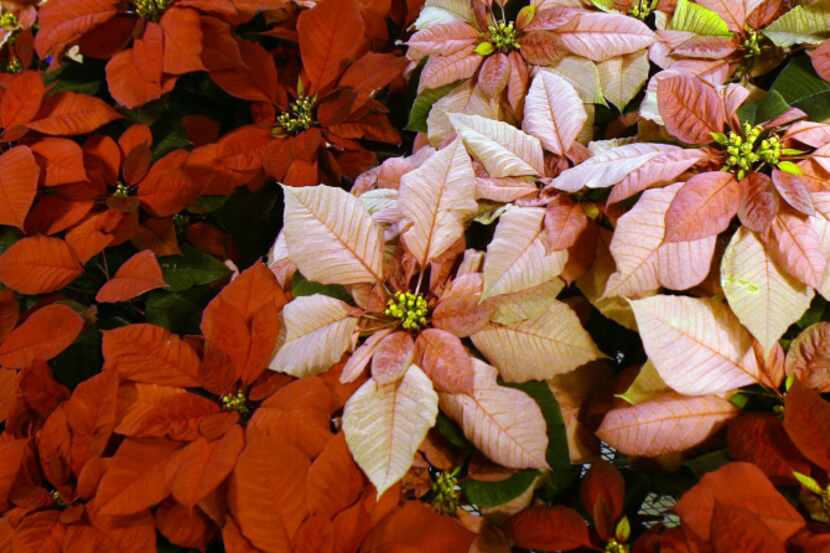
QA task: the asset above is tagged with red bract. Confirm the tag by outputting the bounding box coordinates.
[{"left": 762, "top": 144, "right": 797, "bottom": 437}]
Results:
[{"left": 214, "top": 0, "right": 406, "bottom": 186}]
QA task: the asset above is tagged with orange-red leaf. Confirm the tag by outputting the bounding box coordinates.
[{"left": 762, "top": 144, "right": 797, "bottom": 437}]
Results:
[
  {"left": 96, "top": 250, "right": 167, "bottom": 303},
  {"left": 675, "top": 462, "right": 804, "bottom": 543},
  {"left": 783, "top": 381, "right": 830, "bottom": 471},
  {"left": 171, "top": 425, "right": 244, "bottom": 507},
  {"left": 508, "top": 506, "right": 591, "bottom": 552},
  {"left": 28, "top": 92, "right": 122, "bottom": 136},
  {"left": 30, "top": 138, "right": 88, "bottom": 187},
  {"left": 0, "top": 236, "right": 82, "bottom": 294},
  {"left": 580, "top": 460, "right": 624, "bottom": 540},
  {"left": 137, "top": 150, "right": 200, "bottom": 216},
  {"left": 229, "top": 428, "right": 308, "bottom": 550},
  {"left": 297, "top": 0, "right": 365, "bottom": 93},
  {"left": 160, "top": 7, "right": 205, "bottom": 75},
  {"left": 64, "top": 209, "right": 123, "bottom": 264},
  {"left": 94, "top": 437, "right": 181, "bottom": 516},
  {"left": 727, "top": 413, "right": 809, "bottom": 485},
  {"left": 0, "top": 303, "right": 84, "bottom": 369},
  {"left": 115, "top": 382, "right": 220, "bottom": 441},
  {"left": 35, "top": 0, "right": 119, "bottom": 58},
  {"left": 361, "top": 501, "right": 476, "bottom": 553},
  {"left": 306, "top": 433, "right": 365, "bottom": 519},
  {"left": 0, "top": 71, "right": 44, "bottom": 140},
  {"left": 102, "top": 324, "right": 201, "bottom": 387},
  {"left": 0, "top": 146, "right": 39, "bottom": 230},
  {"left": 155, "top": 500, "right": 213, "bottom": 550},
  {"left": 64, "top": 370, "right": 119, "bottom": 475}
]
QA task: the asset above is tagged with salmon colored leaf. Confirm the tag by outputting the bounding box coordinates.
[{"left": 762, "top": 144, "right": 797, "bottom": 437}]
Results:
[
  {"left": 785, "top": 322, "right": 830, "bottom": 392},
  {"left": 664, "top": 171, "right": 739, "bottom": 242},
  {"left": 115, "top": 382, "right": 221, "bottom": 441},
  {"left": 597, "top": 393, "right": 738, "bottom": 456},
  {"left": 0, "top": 236, "right": 82, "bottom": 294},
  {"left": 306, "top": 433, "right": 365, "bottom": 519},
  {"left": 371, "top": 331, "right": 415, "bottom": 385},
  {"left": 657, "top": 73, "right": 726, "bottom": 145},
  {"left": 96, "top": 250, "right": 167, "bottom": 303},
  {"left": 522, "top": 71, "right": 586, "bottom": 156}
]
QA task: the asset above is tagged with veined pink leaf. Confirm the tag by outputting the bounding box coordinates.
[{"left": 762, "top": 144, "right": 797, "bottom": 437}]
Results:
[
  {"left": 416, "top": 329, "right": 474, "bottom": 393},
  {"left": 488, "top": 279, "right": 566, "bottom": 326},
  {"left": 606, "top": 147, "right": 705, "bottom": 204},
  {"left": 439, "top": 359, "right": 549, "bottom": 469},
  {"left": 597, "top": 393, "right": 738, "bottom": 456},
  {"left": 269, "top": 295, "right": 358, "bottom": 378},
  {"left": 407, "top": 22, "right": 478, "bottom": 59},
  {"left": 630, "top": 295, "right": 762, "bottom": 395},
  {"left": 552, "top": 11, "right": 655, "bottom": 62},
  {"left": 427, "top": 82, "right": 500, "bottom": 147},
  {"left": 471, "top": 299, "right": 603, "bottom": 382},
  {"left": 343, "top": 364, "right": 438, "bottom": 497},
  {"left": 664, "top": 171, "right": 739, "bottom": 242},
  {"left": 431, "top": 273, "right": 493, "bottom": 337},
  {"left": 372, "top": 331, "right": 415, "bottom": 385},
  {"left": 605, "top": 183, "right": 715, "bottom": 298},
  {"left": 544, "top": 195, "right": 588, "bottom": 251},
  {"left": 522, "top": 71, "right": 586, "bottom": 156},
  {"left": 282, "top": 185, "right": 384, "bottom": 285},
  {"left": 810, "top": 40, "right": 830, "bottom": 82},
  {"left": 697, "top": 0, "right": 746, "bottom": 31},
  {"left": 449, "top": 113, "right": 545, "bottom": 177},
  {"left": 481, "top": 206, "right": 567, "bottom": 300},
  {"left": 418, "top": 47, "right": 482, "bottom": 92},
  {"left": 477, "top": 53, "right": 511, "bottom": 97},
  {"left": 598, "top": 51, "right": 650, "bottom": 112},
  {"left": 769, "top": 212, "right": 827, "bottom": 289},
  {"left": 771, "top": 169, "right": 815, "bottom": 216},
  {"left": 476, "top": 176, "right": 537, "bottom": 203},
  {"left": 657, "top": 74, "right": 726, "bottom": 145},
  {"left": 721, "top": 228, "right": 813, "bottom": 354},
  {"left": 549, "top": 143, "right": 674, "bottom": 193},
  {"left": 340, "top": 328, "right": 393, "bottom": 384},
  {"left": 738, "top": 173, "right": 779, "bottom": 233},
  {"left": 785, "top": 121, "right": 830, "bottom": 148},
  {"left": 399, "top": 138, "right": 477, "bottom": 267}
]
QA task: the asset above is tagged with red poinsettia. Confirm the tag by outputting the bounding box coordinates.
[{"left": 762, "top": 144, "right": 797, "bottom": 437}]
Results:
[{"left": 214, "top": 0, "right": 407, "bottom": 186}]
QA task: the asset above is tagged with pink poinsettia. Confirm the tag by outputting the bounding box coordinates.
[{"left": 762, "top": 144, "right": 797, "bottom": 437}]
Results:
[
  {"left": 408, "top": 0, "right": 654, "bottom": 118},
  {"left": 551, "top": 73, "right": 830, "bottom": 296},
  {"left": 268, "top": 139, "right": 603, "bottom": 495}
]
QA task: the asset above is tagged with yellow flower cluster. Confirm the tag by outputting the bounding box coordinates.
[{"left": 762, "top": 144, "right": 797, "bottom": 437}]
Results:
[
  {"left": 221, "top": 390, "right": 249, "bottom": 415},
  {"left": 134, "top": 0, "right": 172, "bottom": 20},
  {"left": 275, "top": 95, "right": 315, "bottom": 135},
  {"left": 713, "top": 123, "right": 781, "bottom": 179},
  {"left": 385, "top": 291, "right": 428, "bottom": 330},
  {"left": 430, "top": 467, "right": 461, "bottom": 516}
]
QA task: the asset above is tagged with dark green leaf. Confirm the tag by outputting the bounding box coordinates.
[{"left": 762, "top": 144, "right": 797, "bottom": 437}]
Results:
[
  {"left": 684, "top": 449, "right": 731, "bottom": 477},
  {"left": 503, "top": 380, "right": 577, "bottom": 494},
  {"left": 187, "top": 195, "right": 230, "bottom": 214},
  {"left": 291, "top": 273, "right": 351, "bottom": 303},
  {"left": 145, "top": 291, "right": 202, "bottom": 334},
  {"left": 755, "top": 89, "right": 791, "bottom": 124},
  {"left": 462, "top": 469, "right": 539, "bottom": 509},
  {"left": 160, "top": 245, "right": 230, "bottom": 293},
  {"left": 51, "top": 327, "right": 103, "bottom": 390},
  {"left": 770, "top": 55, "right": 830, "bottom": 121},
  {"left": 435, "top": 412, "right": 472, "bottom": 449},
  {"left": 406, "top": 82, "right": 458, "bottom": 133}
]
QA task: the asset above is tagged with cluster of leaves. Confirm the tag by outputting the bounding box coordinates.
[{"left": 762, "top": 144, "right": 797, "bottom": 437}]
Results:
[{"left": 4, "top": 0, "right": 830, "bottom": 550}]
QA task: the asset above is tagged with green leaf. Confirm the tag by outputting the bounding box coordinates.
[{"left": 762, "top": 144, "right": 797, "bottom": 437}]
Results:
[
  {"left": 770, "top": 56, "right": 830, "bottom": 121},
  {"left": 763, "top": 3, "right": 830, "bottom": 47},
  {"left": 406, "top": 82, "right": 458, "bottom": 133},
  {"left": 160, "top": 245, "right": 230, "bottom": 293},
  {"left": 591, "top": 0, "right": 614, "bottom": 11},
  {"left": 187, "top": 195, "right": 229, "bottom": 214},
  {"left": 670, "top": 0, "right": 731, "bottom": 36},
  {"left": 777, "top": 160, "right": 803, "bottom": 175},
  {"left": 684, "top": 449, "right": 731, "bottom": 477},
  {"left": 145, "top": 291, "right": 202, "bottom": 334},
  {"left": 44, "top": 60, "right": 103, "bottom": 95},
  {"left": 502, "top": 380, "right": 577, "bottom": 494},
  {"left": 291, "top": 273, "right": 351, "bottom": 303},
  {"left": 462, "top": 469, "right": 539, "bottom": 509},
  {"left": 755, "top": 89, "right": 791, "bottom": 123},
  {"left": 736, "top": 100, "right": 758, "bottom": 125},
  {"left": 435, "top": 412, "right": 472, "bottom": 449}
]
